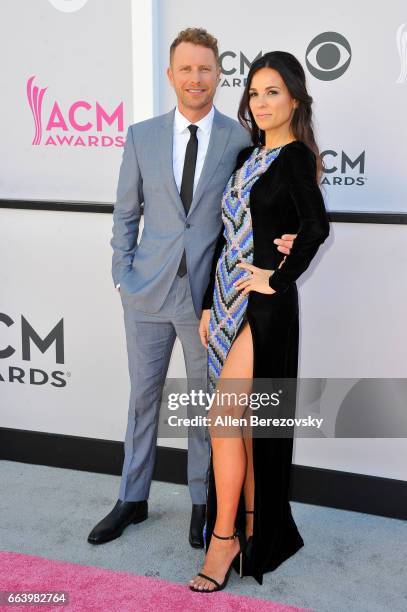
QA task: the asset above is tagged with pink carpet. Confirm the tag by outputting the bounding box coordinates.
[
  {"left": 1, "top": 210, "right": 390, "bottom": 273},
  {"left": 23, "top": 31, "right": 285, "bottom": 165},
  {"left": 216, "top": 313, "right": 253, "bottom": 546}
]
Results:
[{"left": 0, "top": 551, "right": 314, "bottom": 611}]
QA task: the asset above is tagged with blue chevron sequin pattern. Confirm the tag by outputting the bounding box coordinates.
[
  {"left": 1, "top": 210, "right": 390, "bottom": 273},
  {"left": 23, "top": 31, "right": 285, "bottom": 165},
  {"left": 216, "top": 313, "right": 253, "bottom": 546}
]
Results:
[{"left": 207, "top": 146, "right": 282, "bottom": 393}]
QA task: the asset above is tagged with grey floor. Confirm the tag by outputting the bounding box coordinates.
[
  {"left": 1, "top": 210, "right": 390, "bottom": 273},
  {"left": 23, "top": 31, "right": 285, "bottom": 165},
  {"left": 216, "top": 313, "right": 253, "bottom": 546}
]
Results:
[{"left": 0, "top": 460, "right": 406, "bottom": 612}]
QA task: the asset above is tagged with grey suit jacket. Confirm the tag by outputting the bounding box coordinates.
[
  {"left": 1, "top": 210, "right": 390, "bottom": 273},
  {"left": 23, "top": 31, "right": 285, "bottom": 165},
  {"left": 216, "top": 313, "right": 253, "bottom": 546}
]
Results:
[{"left": 110, "top": 106, "right": 251, "bottom": 317}]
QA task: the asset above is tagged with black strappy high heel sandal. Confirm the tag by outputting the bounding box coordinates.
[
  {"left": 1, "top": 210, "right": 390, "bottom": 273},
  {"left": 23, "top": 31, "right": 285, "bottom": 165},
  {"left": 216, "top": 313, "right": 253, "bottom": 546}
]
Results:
[{"left": 189, "top": 529, "right": 246, "bottom": 593}]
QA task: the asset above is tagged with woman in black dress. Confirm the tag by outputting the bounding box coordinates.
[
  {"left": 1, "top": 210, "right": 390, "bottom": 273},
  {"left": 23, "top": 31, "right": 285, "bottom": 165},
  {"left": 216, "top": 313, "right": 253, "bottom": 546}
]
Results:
[{"left": 189, "top": 51, "right": 330, "bottom": 592}]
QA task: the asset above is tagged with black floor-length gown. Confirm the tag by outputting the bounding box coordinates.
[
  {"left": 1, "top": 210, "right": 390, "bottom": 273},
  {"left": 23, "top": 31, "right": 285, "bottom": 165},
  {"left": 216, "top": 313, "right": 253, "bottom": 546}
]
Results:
[{"left": 202, "top": 140, "right": 330, "bottom": 585}]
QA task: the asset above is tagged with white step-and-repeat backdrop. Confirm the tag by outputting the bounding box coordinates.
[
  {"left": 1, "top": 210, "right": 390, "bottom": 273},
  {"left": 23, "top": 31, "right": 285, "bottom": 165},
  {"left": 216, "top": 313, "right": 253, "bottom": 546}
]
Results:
[{"left": 1, "top": 0, "right": 406, "bottom": 480}]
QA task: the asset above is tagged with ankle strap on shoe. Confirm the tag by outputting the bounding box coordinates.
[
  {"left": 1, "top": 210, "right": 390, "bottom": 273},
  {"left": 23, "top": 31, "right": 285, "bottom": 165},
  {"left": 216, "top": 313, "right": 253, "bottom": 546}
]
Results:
[
  {"left": 245, "top": 510, "right": 254, "bottom": 514},
  {"left": 212, "top": 530, "right": 237, "bottom": 540}
]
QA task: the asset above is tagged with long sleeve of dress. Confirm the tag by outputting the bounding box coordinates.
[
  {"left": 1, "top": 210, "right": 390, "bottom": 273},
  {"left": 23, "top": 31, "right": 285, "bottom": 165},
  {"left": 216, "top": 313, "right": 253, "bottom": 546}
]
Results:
[
  {"left": 268, "top": 146, "right": 330, "bottom": 293},
  {"left": 202, "top": 147, "right": 253, "bottom": 310},
  {"left": 202, "top": 225, "right": 226, "bottom": 309}
]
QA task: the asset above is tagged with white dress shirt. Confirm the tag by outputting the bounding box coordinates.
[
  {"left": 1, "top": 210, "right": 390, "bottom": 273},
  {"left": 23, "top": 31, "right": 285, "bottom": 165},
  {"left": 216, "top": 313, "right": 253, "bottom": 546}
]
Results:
[{"left": 116, "top": 105, "right": 215, "bottom": 290}]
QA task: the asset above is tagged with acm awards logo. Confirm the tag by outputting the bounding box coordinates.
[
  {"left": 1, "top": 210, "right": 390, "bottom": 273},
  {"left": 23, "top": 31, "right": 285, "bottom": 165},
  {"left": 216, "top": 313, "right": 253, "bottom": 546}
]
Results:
[
  {"left": 27, "top": 76, "right": 125, "bottom": 147},
  {"left": 320, "top": 150, "right": 365, "bottom": 187},
  {"left": 219, "top": 50, "right": 263, "bottom": 87},
  {"left": 0, "top": 314, "right": 68, "bottom": 388},
  {"left": 42, "top": 2, "right": 123, "bottom": 147}
]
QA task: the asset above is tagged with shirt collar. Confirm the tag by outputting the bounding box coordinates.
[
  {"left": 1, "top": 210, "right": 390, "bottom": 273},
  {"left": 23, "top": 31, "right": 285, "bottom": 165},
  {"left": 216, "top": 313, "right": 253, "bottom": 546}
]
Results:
[{"left": 174, "top": 105, "right": 215, "bottom": 135}]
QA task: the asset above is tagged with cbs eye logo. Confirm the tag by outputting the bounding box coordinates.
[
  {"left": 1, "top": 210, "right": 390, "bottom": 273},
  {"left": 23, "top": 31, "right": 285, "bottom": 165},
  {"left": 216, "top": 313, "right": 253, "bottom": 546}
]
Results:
[
  {"left": 48, "top": 0, "right": 89, "bottom": 12},
  {"left": 306, "top": 32, "right": 351, "bottom": 81}
]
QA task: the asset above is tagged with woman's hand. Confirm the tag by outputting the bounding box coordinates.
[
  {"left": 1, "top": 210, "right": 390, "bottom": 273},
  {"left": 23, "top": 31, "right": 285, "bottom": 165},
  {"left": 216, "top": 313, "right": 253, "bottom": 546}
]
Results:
[
  {"left": 234, "top": 262, "right": 281, "bottom": 296},
  {"left": 199, "top": 309, "right": 211, "bottom": 348}
]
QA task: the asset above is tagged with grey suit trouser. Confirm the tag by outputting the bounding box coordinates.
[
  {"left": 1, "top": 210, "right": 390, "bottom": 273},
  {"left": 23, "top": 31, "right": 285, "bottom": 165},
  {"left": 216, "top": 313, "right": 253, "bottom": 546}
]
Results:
[{"left": 118, "top": 273, "right": 210, "bottom": 504}]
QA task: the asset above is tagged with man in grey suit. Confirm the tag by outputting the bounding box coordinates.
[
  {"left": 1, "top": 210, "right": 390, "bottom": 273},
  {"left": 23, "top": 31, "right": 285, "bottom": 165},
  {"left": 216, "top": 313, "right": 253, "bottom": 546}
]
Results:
[{"left": 88, "top": 28, "right": 294, "bottom": 548}]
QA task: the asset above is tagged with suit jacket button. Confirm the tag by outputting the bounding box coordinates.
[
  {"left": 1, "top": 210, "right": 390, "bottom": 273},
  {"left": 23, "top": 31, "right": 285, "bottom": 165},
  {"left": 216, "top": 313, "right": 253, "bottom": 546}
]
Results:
[{"left": 186, "top": 223, "right": 191, "bottom": 228}]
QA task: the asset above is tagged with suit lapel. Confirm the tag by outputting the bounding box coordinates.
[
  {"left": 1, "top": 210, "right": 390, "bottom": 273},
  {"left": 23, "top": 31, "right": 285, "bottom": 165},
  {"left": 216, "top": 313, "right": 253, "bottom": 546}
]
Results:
[
  {"left": 187, "top": 108, "right": 230, "bottom": 217},
  {"left": 158, "top": 108, "right": 185, "bottom": 215}
]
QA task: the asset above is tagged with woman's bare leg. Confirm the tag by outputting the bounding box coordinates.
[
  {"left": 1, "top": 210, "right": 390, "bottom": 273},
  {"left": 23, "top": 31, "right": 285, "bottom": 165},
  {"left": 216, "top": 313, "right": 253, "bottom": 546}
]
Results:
[{"left": 189, "top": 322, "right": 254, "bottom": 591}]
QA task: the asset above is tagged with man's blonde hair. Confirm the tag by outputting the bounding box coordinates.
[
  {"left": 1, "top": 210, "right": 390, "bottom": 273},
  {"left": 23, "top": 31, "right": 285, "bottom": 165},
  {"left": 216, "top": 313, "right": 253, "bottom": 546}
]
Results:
[{"left": 169, "top": 27, "right": 219, "bottom": 65}]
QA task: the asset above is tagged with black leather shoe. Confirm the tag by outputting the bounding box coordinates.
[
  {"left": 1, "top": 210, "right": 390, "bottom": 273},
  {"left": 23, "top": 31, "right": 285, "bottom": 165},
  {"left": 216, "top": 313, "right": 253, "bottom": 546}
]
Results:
[
  {"left": 189, "top": 504, "right": 206, "bottom": 548},
  {"left": 87, "top": 499, "right": 148, "bottom": 545}
]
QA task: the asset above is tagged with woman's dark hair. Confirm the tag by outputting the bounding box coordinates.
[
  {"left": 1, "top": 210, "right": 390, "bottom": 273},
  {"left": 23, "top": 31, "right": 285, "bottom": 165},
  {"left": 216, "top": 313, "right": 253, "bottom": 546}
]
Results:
[{"left": 238, "top": 51, "right": 324, "bottom": 181}]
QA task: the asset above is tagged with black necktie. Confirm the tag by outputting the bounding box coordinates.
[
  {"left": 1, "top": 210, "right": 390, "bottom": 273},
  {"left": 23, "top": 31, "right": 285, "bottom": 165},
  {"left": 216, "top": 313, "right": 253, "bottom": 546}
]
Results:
[{"left": 177, "top": 124, "right": 198, "bottom": 277}]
